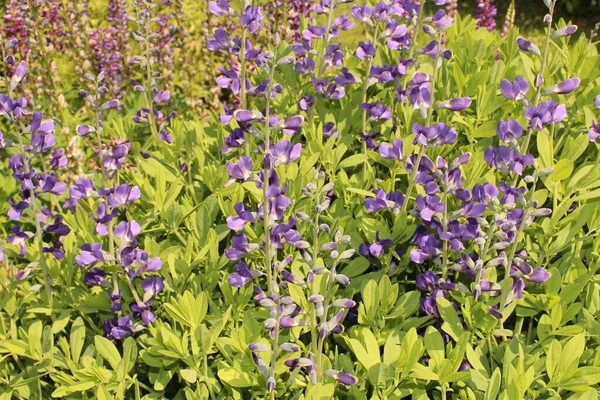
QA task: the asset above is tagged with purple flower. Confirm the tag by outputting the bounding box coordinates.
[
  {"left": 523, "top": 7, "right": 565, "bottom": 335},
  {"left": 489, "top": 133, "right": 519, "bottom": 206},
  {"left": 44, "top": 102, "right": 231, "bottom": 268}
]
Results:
[
  {"left": 359, "top": 232, "right": 393, "bottom": 258},
  {"left": 85, "top": 268, "right": 108, "bottom": 287},
  {"left": 225, "top": 233, "right": 257, "bottom": 260},
  {"left": 7, "top": 226, "right": 33, "bottom": 256},
  {"left": 589, "top": 121, "right": 600, "bottom": 142},
  {"left": 104, "top": 316, "right": 135, "bottom": 341},
  {"left": 141, "top": 276, "right": 164, "bottom": 298},
  {"left": 226, "top": 156, "right": 253, "bottom": 186},
  {"left": 415, "top": 195, "right": 445, "bottom": 222},
  {"left": 524, "top": 100, "right": 567, "bottom": 131},
  {"left": 484, "top": 146, "right": 534, "bottom": 175},
  {"left": 208, "top": 0, "right": 231, "bottom": 16},
  {"left": 270, "top": 140, "right": 302, "bottom": 166},
  {"left": 408, "top": 72, "right": 431, "bottom": 109},
  {"left": 379, "top": 138, "right": 403, "bottom": 160},
  {"left": 114, "top": 221, "right": 141, "bottom": 243},
  {"left": 412, "top": 122, "right": 457, "bottom": 147},
  {"left": 500, "top": 77, "right": 529, "bottom": 101},
  {"left": 416, "top": 271, "right": 440, "bottom": 292},
  {"left": 594, "top": 95, "right": 600, "bottom": 109},
  {"left": 295, "top": 58, "right": 315, "bottom": 75},
  {"left": 364, "top": 188, "right": 404, "bottom": 212},
  {"left": 76, "top": 243, "right": 112, "bottom": 267},
  {"left": 227, "top": 203, "right": 256, "bottom": 231},
  {"left": 354, "top": 41, "right": 376, "bottom": 60},
  {"left": 335, "top": 68, "right": 356, "bottom": 86},
  {"left": 240, "top": 6, "right": 264, "bottom": 33},
  {"left": 130, "top": 301, "right": 156, "bottom": 325},
  {"left": 7, "top": 198, "right": 29, "bottom": 221},
  {"left": 298, "top": 95, "right": 315, "bottom": 111},
  {"left": 362, "top": 102, "right": 392, "bottom": 121},
  {"left": 496, "top": 120, "right": 523, "bottom": 142}
]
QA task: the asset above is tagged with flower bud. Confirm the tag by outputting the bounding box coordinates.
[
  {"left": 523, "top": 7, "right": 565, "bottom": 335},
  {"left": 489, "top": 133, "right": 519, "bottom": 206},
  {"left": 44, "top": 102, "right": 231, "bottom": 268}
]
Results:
[
  {"left": 517, "top": 38, "right": 541, "bottom": 57},
  {"left": 280, "top": 342, "right": 300, "bottom": 352},
  {"left": 338, "top": 249, "right": 355, "bottom": 260},
  {"left": 331, "top": 298, "right": 356, "bottom": 308},
  {"left": 543, "top": 78, "right": 580, "bottom": 95},
  {"left": 552, "top": 25, "right": 577, "bottom": 39},
  {"left": 249, "top": 342, "right": 271, "bottom": 352}
]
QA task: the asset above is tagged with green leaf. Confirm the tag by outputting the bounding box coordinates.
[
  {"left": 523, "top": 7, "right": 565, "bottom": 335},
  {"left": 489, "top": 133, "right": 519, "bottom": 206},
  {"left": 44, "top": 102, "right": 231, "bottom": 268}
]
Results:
[
  {"left": 180, "top": 368, "right": 197, "bottom": 383},
  {"left": 52, "top": 311, "right": 71, "bottom": 334},
  {"left": 437, "top": 296, "right": 464, "bottom": 341},
  {"left": 96, "top": 386, "right": 115, "bottom": 400},
  {"left": 217, "top": 367, "right": 254, "bottom": 388},
  {"left": 70, "top": 317, "right": 86, "bottom": 363},
  {"left": 117, "top": 337, "right": 137, "bottom": 380},
  {"left": 94, "top": 336, "right": 122, "bottom": 371},
  {"left": 306, "top": 383, "right": 335, "bottom": 400},
  {"left": 338, "top": 154, "right": 368, "bottom": 169},
  {"left": 368, "top": 363, "right": 390, "bottom": 387},
  {"left": 346, "top": 187, "right": 375, "bottom": 198},
  {"left": 549, "top": 159, "right": 574, "bottom": 182},
  {"left": 424, "top": 326, "right": 445, "bottom": 368},
  {"left": 484, "top": 368, "right": 502, "bottom": 400}
]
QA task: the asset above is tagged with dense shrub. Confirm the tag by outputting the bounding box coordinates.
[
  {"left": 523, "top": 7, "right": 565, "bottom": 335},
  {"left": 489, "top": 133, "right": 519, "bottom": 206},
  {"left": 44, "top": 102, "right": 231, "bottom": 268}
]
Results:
[{"left": 0, "top": 0, "right": 599, "bottom": 399}]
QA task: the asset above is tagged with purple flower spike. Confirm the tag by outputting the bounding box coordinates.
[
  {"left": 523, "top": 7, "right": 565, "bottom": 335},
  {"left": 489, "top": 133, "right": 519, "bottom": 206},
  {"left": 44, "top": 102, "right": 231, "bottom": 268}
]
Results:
[
  {"left": 517, "top": 37, "right": 541, "bottom": 57},
  {"left": 524, "top": 100, "right": 567, "bottom": 131},
  {"left": 543, "top": 78, "right": 580, "bottom": 95},
  {"left": 325, "top": 369, "right": 358, "bottom": 386},
  {"left": 496, "top": 120, "right": 523, "bottom": 142},
  {"left": 500, "top": 77, "right": 529, "bottom": 101},
  {"left": 379, "top": 138, "right": 403, "bottom": 161}
]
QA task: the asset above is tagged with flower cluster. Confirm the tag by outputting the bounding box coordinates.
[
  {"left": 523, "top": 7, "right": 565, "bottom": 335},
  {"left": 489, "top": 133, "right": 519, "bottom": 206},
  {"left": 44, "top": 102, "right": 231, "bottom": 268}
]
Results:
[
  {"left": 72, "top": 71, "right": 164, "bottom": 341},
  {"left": 0, "top": 57, "right": 68, "bottom": 305}
]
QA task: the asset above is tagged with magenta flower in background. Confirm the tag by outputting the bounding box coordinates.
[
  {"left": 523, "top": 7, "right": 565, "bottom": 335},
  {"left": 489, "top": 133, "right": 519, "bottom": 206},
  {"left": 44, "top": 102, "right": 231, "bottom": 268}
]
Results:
[{"left": 475, "top": 0, "right": 497, "bottom": 31}]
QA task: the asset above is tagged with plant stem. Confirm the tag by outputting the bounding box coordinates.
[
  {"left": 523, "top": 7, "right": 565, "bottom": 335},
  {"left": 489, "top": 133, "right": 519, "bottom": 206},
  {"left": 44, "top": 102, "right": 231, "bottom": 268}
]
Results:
[{"left": 309, "top": 192, "right": 321, "bottom": 365}]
